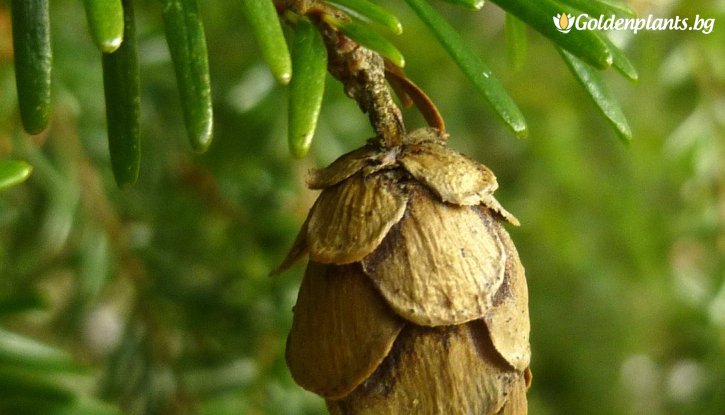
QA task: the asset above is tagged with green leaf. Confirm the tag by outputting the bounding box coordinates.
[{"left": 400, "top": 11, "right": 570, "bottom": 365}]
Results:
[
  {"left": 0, "top": 398, "right": 71, "bottom": 415},
  {"left": 0, "top": 368, "right": 75, "bottom": 404},
  {"left": 559, "top": 48, "right": 632, "bottom": 142},
  {"left": 83, "top": 0, "right": 125, "bottom": 53},
  {"left": 559, "top": 0, "right": 636, "bottom": 18},
  {"left": 78, "top": 228, "right": 110, "bottom": 304},
  {"left": 10, "top": 0, "right": 52, "bottom": 134},
  {"left": 599, "top": 34, "right": 638, "bottom": 81},
  {"left": 505, "top": 13, "right": 527, "bottom": 71},
  {"left": 0, "top": 160, "right": 32, "bottom": 190},
  {"left": 330, "top": 18, "right": 405, "bottom": 67},
  {"left": 327, "top": 0, "right": 403, "bottom": 35},
  {"left": 55, "top": 398, "right": 124, "bottom": 415},
  {"left": 162, "top": 0, "right": 214, "bottom": 152},
  {"left": 489, "top": 0, "right": 612, "bottom": 69},
  {"left": 102, "top": 0, "right": 140, "bottom": 188},
  {"left": 405, "top": 0, "right": 527, "bottom": 137},
  {"left": 0, "top": 293, "right": 44, "bottom": 316},
  {"left": 0, "top": 328, "right": 79, "bottom": 372},
  {"left": 437, "top": 0, "right": 485, "bottom": 10},
  {"left": 288, "top": 19, "right": 327, "bottom": 158},
  {"left": 239, "top": 0, "right": 292, "bottom": 84}
]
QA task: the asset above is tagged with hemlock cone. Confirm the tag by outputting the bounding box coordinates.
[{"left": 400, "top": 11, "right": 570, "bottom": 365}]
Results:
[{"left": 277, "top": 127, "right": 531, "bottom": 414}]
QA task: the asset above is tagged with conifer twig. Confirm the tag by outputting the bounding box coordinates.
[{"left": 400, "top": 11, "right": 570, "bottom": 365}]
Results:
[{"left": 318, "top": 23, "right": 405, "bottom": 148}]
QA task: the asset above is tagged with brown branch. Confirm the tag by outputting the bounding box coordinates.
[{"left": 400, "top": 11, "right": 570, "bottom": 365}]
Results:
[
  {"left": 283, "top": 1, "right": 405, "bottom": 147},
  {"left": 317, "top": 24, "right": 406, "bottom": 148}
]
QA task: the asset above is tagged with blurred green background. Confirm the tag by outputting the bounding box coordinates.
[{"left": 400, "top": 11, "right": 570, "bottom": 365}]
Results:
[{"left": 1, "top": 0, "right": 724, "bottom": 414}]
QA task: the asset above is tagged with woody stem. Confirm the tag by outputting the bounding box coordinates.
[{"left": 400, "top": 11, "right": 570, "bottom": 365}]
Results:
[{"left": 317, "top": 24, "right": 406, "bottom": 148}]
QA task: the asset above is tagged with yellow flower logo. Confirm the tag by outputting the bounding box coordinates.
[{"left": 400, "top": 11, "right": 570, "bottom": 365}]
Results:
[{"left": 554, "top": 12, "right": 575, "bottom": 33}]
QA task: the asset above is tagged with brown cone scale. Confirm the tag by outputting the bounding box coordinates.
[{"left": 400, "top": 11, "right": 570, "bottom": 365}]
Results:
[
  {"left": 326, "top": 323, "right": 523, "bottom": 415},
  {"left": 399, "top": 139, "right": 498, "bottom": 206},
  {"left": 306, "top": 145, "right": 380, "bottom": 190},
  {"left": 307, "top": 172, "right": 408, "bottom": 265},
  {"left": 362, "top": 185, "right": 507, "bottom": 327},
  {"left": 483, "top": 210, "right": 531, "bottom": 371},
  {"left": 286, "top": 262, "right": 404, "bottom": 399}
]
